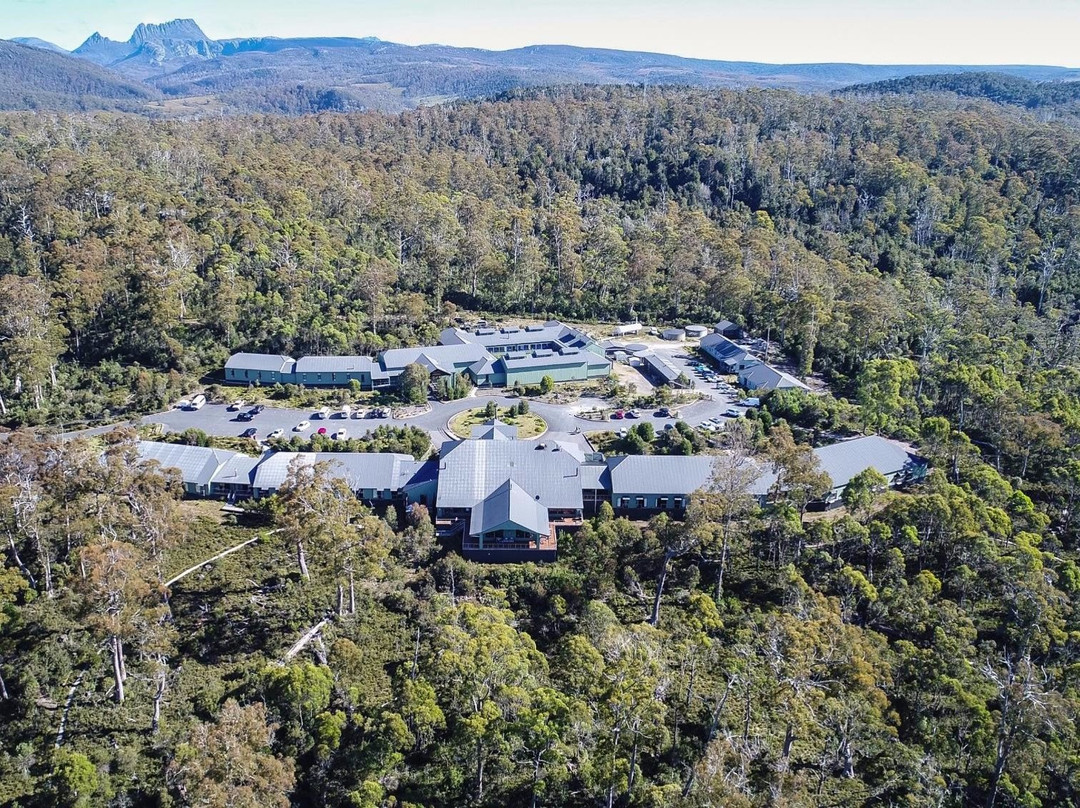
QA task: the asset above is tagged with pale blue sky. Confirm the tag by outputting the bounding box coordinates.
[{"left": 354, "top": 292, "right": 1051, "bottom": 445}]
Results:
[{"left": 4, "top": 0, "right": 1080, "bottom": 67}]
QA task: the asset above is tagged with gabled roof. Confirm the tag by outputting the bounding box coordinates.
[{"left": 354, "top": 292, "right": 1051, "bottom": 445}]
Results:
[
  {"left": 471, "top": 419, "right": 519, "bottom": 440},
  {"left": 641, "top": 352, "right": 681, "bottom": 383},
  {"left": 295, "top": 355, "right": 380, "bottom": 374},
  {"left": 437, "top": 438, "right": 584, "bottom": 511},
  {"left": 439, "top": 322, "right": 594, "bottom": 351},
  {"left": 252, "top": 451, "right": 415, "bottom": 493},
  {"left": 468, "top": 479, "right": 550, "bottom": 537},
  {"left": 738, "top": 363, "right": 808, "bottom": 390},
  {"left": 379, "top": 344, "right": 492, "bottom": 373},
  {"left": 700, "top": 334, "right": 754, "bottom": 362},
  {"left": 606, "top": 455, "right": 716, "bottom": 496},
  {"left": 137, "top": 441, "right": 240, "bottom": 488},
  {"left": 225, "top": 353, "right": 296, "bottom": 374}
]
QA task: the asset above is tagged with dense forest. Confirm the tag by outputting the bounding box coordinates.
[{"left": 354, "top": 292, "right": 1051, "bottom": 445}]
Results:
[
  {"left": 2, "top": 86, "right": 1080, "bottom": 806},
  {"left": 840, "top": 71, "right": 1080, "bottom": 114}
]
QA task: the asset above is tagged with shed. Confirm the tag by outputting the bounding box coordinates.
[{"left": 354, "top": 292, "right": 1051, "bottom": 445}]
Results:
[
  {"left": 613, "top": 322, "right": 643, "bottom": 336},
  {"left": 714, "top": 320, "right": 742, "bottom": 338}
]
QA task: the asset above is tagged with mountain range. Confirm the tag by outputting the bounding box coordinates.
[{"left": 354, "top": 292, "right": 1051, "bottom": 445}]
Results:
[{"left": 4, "top": 18, "right": 1080, "bottom": 115}]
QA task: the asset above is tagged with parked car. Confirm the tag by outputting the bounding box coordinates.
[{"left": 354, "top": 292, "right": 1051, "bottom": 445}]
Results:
[
  {"left": 618, "top": 427, "right": 628, "bottom": 437},
  {"left": 250, "top": 404, "right": 265, "bottom": 415},
  {"left": 339, "top": 405, "right": 351, "bottom": 418},
  {"left": 176, "top": 399, "right": 190, "bottom": 409},
  {"left": 332, "top": 429, "right": 348, "bottom": 440},
  {"left": 317, "top": 427, "right": 328, "bottom": 435},
  {"left": 317, "top": 406, "right": 330, "bottom": 419},
  {"left": 352, "top": 408, "right": 366, "bottom": 419},
  {"left": 228, "top": 399, "right": 245, "bottom": 411},
  {"left": 240, "top": 427, "right": 257, "bottom": 438},
  {"left": 295, "top": 420, "right": 311, "bottom": 431},
  {"left": 611, "top": 410, "right": 625, "bottom": 420},
  {"left": 655, "top": 407, "right": 670, "bottom": 417},
  {"left": 725, "top": 408, "right": 742, "bottom": 417},
  {"left": 267, "top": 429, "right": 284, "bottom": 440},
  {"left": 370, "top": 408, "right": 388, "bottom": 418},
  {"left": 190, "top": 394, "right": 206, "bottom": 410},
  {"left": 236, "top": 411, "right": 253, "bottom": 422},
  {"left": 626, "top": 409, "right": 640, "bottom": 418}
]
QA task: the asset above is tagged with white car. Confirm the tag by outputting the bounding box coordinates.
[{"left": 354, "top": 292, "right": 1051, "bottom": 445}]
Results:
[
  {"left": 339, "top": 405, "right": 351, "bottom": 418},
  {"left": 176, "top": 399, "right": 190, "bottom": 409},
  {"left": 267, "top": 429, "right": 284, "bottom": 440},
  {"left": 228, "top": 399, "right": 245, "bottom": 411},
  {"left": 332, "top": 429, "right": 348, "bottom": 440},
  {"left": 295, "top": 420, "right": 311, "bottom": 432},
  {"left": 352, "top": 409, "right": 367, "bottom": 419}
]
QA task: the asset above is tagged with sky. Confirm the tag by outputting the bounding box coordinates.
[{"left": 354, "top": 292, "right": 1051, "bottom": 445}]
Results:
[{"left": 4, "top": 0, "right": 1080, "bottom": 67}]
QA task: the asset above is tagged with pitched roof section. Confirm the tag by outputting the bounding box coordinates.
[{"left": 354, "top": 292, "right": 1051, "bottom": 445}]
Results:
[
  {"left": 738, "top": 364, "right": 809, "bottom": 390},
  {"left": 606, "top": 455, "right": 717, "bottom": 496},
  {"left": 225, "top": 352, "right": 296, "bottom": 374},
  {"left": 813, "top": 436, "right": 925, "bottom": 489},
  {"left": 137, "top": 441, "right": 241, "bottom": 488},
  {"left": 468, "top": 479, "right": 551, "bottom": 537},
  {"left": 471, "top": 419, "right": 519, "bottom": 440},
  {"left": 379, "top": 344, "right": 492, "bottom": 373},
  {"left": 252, "top": 451, "right": 414, "bottom": 492},
  {"left": 641, "top": 352, "right": 681, "bottom": 383},
  {"left": 441, "top": 322, "right": 593, "bottom": 351},
  {"left": 437, "top": 438, "right": 584, "bottom": 511},
  {"left": 295, "top": 355, "right": 381, "bottom": 374}
]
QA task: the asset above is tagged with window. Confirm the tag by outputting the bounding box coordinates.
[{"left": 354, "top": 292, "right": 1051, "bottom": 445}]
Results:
[
  {"left": 673, "top": 497, "right": 684, "bottom": 509},
  {"left": 658, "top": 497, "right": 668, "bottom": 510},
  {"left": 619, "top": 497, "right": 630, "bottom": 509},
  {"left": 636, "top": 497, "right": 645, "bottom": 509}
]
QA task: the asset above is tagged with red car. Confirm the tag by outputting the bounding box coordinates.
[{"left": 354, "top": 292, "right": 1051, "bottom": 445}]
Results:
[
  {"left": 317, "top": 427, "right": 328, "bottom": 435},
  {"left": 611, "top": 410, "right": 625, "bottom": 420}
]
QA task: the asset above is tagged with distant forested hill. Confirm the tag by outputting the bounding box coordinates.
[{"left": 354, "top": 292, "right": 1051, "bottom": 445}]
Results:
[
  {"left": 0, "top": 40, "right": 159, "bottom": 111},
  {"left": 840, "top": 70, "right": 1080, "bottom": 110}
]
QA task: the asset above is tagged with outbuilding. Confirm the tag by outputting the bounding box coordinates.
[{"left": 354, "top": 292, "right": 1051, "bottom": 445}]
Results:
[
  {"left": 684, "top": 324, "right": 709, "bottom": 339},
  {"left": 661, "top": 328, "right": 686, "bottom": 341}
]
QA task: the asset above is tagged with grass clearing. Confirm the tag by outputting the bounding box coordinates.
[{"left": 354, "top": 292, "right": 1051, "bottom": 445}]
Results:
[{"left": 448, "top": 406, "right": 547, "bottom": 439}]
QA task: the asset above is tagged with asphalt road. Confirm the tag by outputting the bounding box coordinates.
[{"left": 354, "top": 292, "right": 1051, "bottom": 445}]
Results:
[{"left": 143, "top": 384, "right": 737, "bottom": 446}]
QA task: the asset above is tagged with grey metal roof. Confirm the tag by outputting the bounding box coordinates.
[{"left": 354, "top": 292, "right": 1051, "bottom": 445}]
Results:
[
  {"left": 813, "top": 436, "right": 924, "bottom": 490},
  {"left": 580, "top": 462, "right": 609, "bottom": 490},
  {"left": 295, "top": 355, "right": 380, "bottom": 374},
  {"left": 606, "top": 455, "right": 717, "bottom": 496},
  {"left": 379, "top": 344, "right": 492, "bottom": 373},
  {"left": 252, "top": 451, "right": 414, "bottom": 493},
  {"left": 225, "top": 353, "right": 296, "bottom": 373},
  {"left": 137, "top": 441, "right": 238, "bottom": 488},
  {"left": 397, "top": 460, "right": 439, "bottom": 491},
  {"left": 738, "top": 364, "right": 808, "bottom": 391},
  {"left": 700, "top": 334, "right": 754, "bottom": 363},
  {"left": 641, "top": 352, "right": 681, "bottom": 383},
  {"left": 437, "top": 439, "right": 584, "bottom": 511},
  {"left": 498, "top": 351, "right": 609, "bottom": 372},
  {"left": 468, "top": 479, "right": 551, "bottom": 537},
  {"left": 748, "top": 436, "right": 925, "bottom": 496},
  {"left": 211, "top": 453, "right": 260, "bottom": 486},
  {"left": 715, "top": 320, "right": 740, "bottom": 333},
  {"left": 440, "top": 322, "right": 592, "bottom": 351},
  {"left": 471, "top": 419, "right": 519, "bottom": 440}
]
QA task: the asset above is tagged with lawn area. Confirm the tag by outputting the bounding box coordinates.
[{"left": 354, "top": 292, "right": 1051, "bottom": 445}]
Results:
[{"left": 447, "top": 406, "right": 547, "bottom": 439}]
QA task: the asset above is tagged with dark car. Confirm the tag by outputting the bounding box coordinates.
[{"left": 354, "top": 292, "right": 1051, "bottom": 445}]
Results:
[
  {"left": 241, "top": 427, "right": 258, "bottom": 438},
  {"left": 247, "top": 405, "right": 264, "bottom": 416},
  {"left": 236, "top": 411, "right": 254, "bottom": 422}
]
